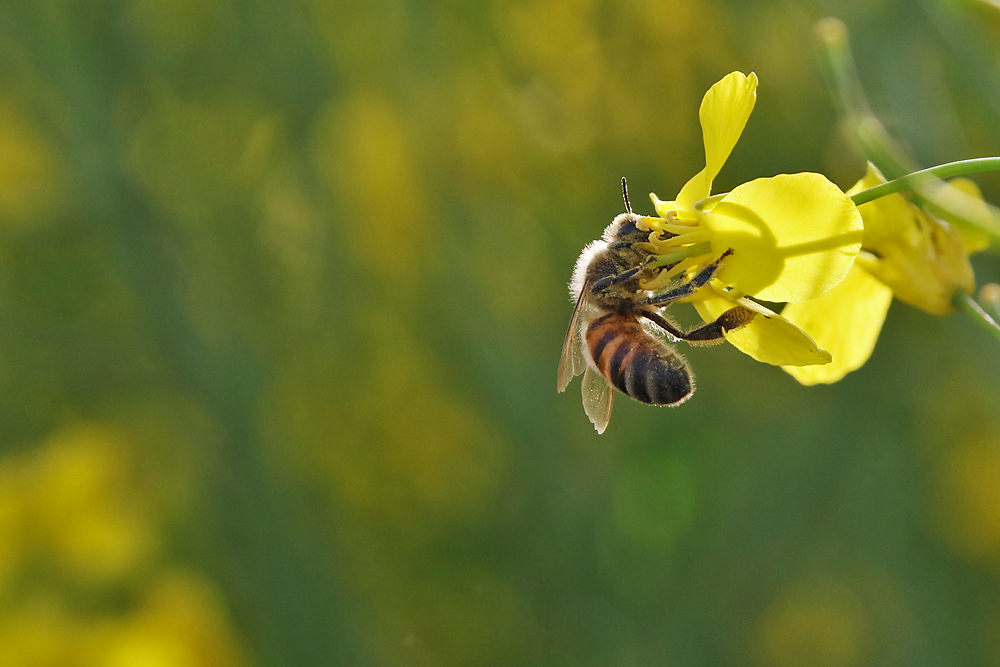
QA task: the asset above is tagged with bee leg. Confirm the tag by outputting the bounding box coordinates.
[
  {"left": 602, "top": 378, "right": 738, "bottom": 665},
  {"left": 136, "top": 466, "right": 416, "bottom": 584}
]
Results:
[
  {"left": 643, "top": 249, "right": 733, "bottom": 306},
  {"left": 638, "top": 308, "right": 687, "bottom": 341},
  {"left": 590, "top": 256, "right": 656, "bottom": 293},
  {"left": 677, "top": 305, "right": 757, "bottom": 345}
]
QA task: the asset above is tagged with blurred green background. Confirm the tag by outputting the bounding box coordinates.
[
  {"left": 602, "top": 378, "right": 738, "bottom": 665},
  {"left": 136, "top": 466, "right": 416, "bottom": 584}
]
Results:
[{"left": 0, "top": 0, "right": 999, "bottom": 665}]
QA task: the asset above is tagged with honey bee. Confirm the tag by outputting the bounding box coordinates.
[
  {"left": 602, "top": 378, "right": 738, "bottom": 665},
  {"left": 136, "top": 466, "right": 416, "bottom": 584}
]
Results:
[{"left": 557, "top": 178, "right": 754, "bottom": 433}]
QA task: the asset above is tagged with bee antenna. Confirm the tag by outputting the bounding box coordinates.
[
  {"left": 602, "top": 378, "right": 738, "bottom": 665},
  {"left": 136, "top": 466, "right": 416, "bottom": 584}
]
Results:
[{"left": 621, "top": 177, "right": 632, "bottom": 214}]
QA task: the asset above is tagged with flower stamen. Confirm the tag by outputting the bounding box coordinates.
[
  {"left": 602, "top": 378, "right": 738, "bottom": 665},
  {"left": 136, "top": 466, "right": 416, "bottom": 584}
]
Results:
[
  {"left": 648, "top": 227, "right": 713, "bottom": 253},
  {"left": 644, "top": 242, "right": 713, "bottom": 267},
  {"left": 660, "top": 223, "right": 705, "bottom": 236},
  {"left": 641, "top": 252, "right": 719, "bottom": 291}
]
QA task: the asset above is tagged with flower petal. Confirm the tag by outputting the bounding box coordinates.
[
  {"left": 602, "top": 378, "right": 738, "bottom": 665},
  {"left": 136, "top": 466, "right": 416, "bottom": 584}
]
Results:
[
  {"left": 675, "top": 72, "right": 758, "bottom": 213},
  {"left": 780, "top": 265, "right": 893, "bottom": 385},
  {"left": 849, "top": 166, "right": 975, "bottom": 315},
  {"left": 935, "top": 177, "right": 992, "bottom": 254},
  {"left": 649, "top": 193, "right": 680, "bottom": 221},
  {"left": 703, "top": 173, "right": 863, "bottom": 302},
  {"left": 693, "top": 293, "right": 832, "bottom": 366}
]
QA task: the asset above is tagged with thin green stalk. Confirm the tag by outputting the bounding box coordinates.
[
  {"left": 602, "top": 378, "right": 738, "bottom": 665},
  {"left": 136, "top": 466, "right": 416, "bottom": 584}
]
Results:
[
  {"left": 850, "top": 158, "right": 1000, "bottom": 206},
  {"left": 816, "top": 17, "right": 1000, "bottom": 242},
  {"left": 954, "top": 292, "right": 1000, "bottom": 343},
  {"left": 815, "top": 18, "right": 916, "bottom": 179}
]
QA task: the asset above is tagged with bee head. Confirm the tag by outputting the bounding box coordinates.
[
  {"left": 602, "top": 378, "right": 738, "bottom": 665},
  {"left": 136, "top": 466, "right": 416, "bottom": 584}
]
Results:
[
  {"left": 603, "top": 212, "right": 652, "bottom": 244},
  {"left": 602, "top": 176, "right": 657, "bottom": 244}
]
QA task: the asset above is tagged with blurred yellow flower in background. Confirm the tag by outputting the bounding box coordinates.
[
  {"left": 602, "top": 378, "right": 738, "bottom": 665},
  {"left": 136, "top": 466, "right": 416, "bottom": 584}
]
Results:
[
  {"left": 0, "top": 570, "right": 245, "bottom": 667},
  {"left": 0, "top": 424, "right": 156, "bottom": 587},
  {"left": 754, "top": 578, "right": 867, "bottom": 667},
  {"left": 932, "top": 432, "right": 1000, "bottom": 565},
  {"left": 641, "top": 72, "right": 864, "bottom": 367},
  {"left": 0, "top": 100, "right": 66, "bottom": 230},
  {"left": 101, "top": 571, "right": 246, "bottom": 667},
  {"left": 782, "top": 164, "right": 988, "bottom": 385},
  {"left": 27, "top": 424, "right": 158, "bottom": 582},
  {"left": 0, "top": 423, "right": 246, "bottom": 666}
]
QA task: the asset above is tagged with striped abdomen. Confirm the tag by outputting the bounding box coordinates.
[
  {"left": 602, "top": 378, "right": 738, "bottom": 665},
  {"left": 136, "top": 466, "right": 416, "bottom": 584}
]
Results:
[{"left": 585, "top": 312, "right": 693, "bottom": 406}]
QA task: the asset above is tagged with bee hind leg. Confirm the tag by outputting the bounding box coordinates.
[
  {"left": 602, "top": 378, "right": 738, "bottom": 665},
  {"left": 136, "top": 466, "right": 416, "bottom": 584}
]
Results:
[
  {"left": 673, "top": 305, "right": 757, "bottom": 346},
  {"left": 639, "top": 308, "right": 687, "bottom": 341}
]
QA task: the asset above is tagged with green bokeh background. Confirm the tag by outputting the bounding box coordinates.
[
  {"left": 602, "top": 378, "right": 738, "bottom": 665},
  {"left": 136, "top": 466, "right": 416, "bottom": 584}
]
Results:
[{"left": 0, "top": 0, "right": 999, "bottom": 665}]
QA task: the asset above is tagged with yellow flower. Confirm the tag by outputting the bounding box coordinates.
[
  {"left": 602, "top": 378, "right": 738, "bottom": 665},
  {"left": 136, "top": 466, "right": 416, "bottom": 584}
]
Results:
[
  {"left": 640, "top": 72, "right": 864, "bottom": 366},
  {"left": 782, "top": 163, "right": 985, "bottom": 385}
]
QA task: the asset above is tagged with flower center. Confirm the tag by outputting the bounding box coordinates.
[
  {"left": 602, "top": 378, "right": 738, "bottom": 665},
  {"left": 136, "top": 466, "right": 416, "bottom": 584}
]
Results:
[{"left": 638, "top": 210, "right": 718, "bottom": 292}]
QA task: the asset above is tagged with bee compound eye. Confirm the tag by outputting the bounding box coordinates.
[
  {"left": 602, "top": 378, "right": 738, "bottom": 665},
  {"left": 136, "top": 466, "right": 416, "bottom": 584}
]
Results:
[{"left": 620, "top": 221, "right": 638, "bottom": 235}]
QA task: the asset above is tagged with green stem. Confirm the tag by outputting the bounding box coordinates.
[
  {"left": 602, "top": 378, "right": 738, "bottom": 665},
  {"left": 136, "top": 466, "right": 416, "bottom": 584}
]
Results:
[
  {"left": 850, "top": 158, "right": 1000, "bottom": 206},
  {"left": 954, "top": 292, "right": 1000, "bottom": 343},
  {"left": 815, "top": 18, "right": 916, "bottom": 179},
  {"left": 816, "top": 18, "right": 1000, "bottom": 242}
]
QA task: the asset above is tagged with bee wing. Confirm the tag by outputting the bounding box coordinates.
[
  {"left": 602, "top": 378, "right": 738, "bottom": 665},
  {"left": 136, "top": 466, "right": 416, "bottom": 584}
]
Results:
[
  {"left": 581, "top": 366, "right": 614, "bottom": 434},
  {"left": 557, "top": 285, "right": 589, "bottom": 392}
]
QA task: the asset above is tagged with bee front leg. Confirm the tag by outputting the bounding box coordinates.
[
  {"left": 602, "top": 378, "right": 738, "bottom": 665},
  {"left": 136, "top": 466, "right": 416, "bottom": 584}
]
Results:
[
  {"left": 646, "top": 248, "right": 733, "bottom": 306},
  {"left": 643, "top": 248, "right": 734, "bottom": 306},
  {"left": 590, "top": 256, "right": 657, "bottom": 293}
]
